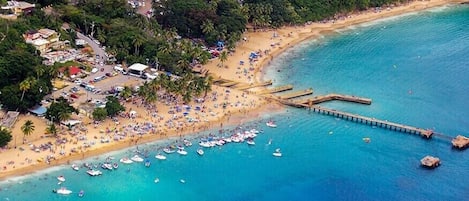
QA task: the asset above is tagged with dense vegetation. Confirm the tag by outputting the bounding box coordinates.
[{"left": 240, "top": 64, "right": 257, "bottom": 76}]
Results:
[
  {"left": 0, "top": 11, "right": 63, "bottom": 112},
  {"left": 0, "top": 0, "right": 409, "bottom": 112}
]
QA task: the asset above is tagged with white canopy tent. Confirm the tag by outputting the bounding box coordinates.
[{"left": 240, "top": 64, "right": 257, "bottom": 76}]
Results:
[{"left": 128, "top": 63, "right": 148, "bottom": 76}]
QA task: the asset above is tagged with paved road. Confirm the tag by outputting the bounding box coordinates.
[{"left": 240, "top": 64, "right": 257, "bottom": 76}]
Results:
[{"left": 76, "top": 32, "right": 108, "bottom": 63}]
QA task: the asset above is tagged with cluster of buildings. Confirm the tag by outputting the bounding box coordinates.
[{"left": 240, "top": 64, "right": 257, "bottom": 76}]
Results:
[
  {"left": 23, "top": 28, "right": 89, "bottom": 65},
  {"left": 0, "top": 1, "right": 35, "bottom": 20}
]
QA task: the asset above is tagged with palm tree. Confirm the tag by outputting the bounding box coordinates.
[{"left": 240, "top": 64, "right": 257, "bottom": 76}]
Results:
[
  {"left": 219, "top": 51, "right": 228, "bottom": 68},
  {"left": 121, "top": 86, "right": 133, "bottom": 100},
  {"left": 46, "top": 124, "right": 58, "bottom": 138},
  {"left": 177, "top": 59, "right": 191, "bottom": 74},
  {"left": 19, "top": 77, "right": 35, "bottom": 102},
  {"left": 21, "top": 120, "right": 35, "bottom": 144},
  {"left": 35, "top": 66, "right": 46, "bottom": 80},
  {"left": 201, "top": 20, "right": 215, "bottom": 36},
  {"left": 0, "top": 127, "right": 12, "bottom": 147},
  {"left": 203, "top": 75, "right": 213, "bottom": 98},
  {"left": 132, "top": 35, "right": 145, "bottom": 55},
  {"left": 58, "top": 112, "right": 71, "bottom": 124}
]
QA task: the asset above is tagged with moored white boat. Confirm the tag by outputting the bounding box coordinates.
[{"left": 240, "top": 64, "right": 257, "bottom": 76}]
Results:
[
  {"left": 177, "top": 148, "right": 188, "bottom": 155},
  {"left": 57, "top": 176, "right": 66, "bottom": 182},
  {"left": 131, "top": 155, "right": 144, "bottom": 162},
  {"left": 273, "top": 148, "right": 282, "bottom": 157},
  {"left": 247, "top": 139, "right": 255, "bottom": 145},
  {"left": 266, "top": 121, "right": 277, "bottom": 128},
  {"left": 101, "top": 163, "right": 113, "bottom": 170},
  {"left": 71, "top": 164, "right": 79, "bottom": 171},
  {"left": 196, "top": 148, "right": 204, "bottom": 156},
  {"left": 155, "top": 153, "right": 167, "bottom": 160},
  {"left": 163, "top": 148, "right": 175, "bottom": 154},
  {"left": 86, "top": 169, "right": 102, "bottom": 176},
  {"left": 183, "top": 139, "right": 192, "bottom": 147},
  {"left": 120, "top": 157, "right": 133, "bottom": 164},
  {"left": 198, "top": 141, "right": 212, "bottom": 148},
  {"left": 112, "top": 163, "right": 119, "bottom": 169},
  {"left": 53, "top": 187, "right": 72, "bottom": 195}
]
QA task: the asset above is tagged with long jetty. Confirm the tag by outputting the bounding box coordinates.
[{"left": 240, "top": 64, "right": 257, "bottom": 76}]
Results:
[{"left": 310, "top": 106, "right": 433, "bottom": 138}]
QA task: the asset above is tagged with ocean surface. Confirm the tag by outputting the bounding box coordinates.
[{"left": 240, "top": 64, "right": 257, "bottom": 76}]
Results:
[{"left": 1, "top": 5, "right": 469, "bottom": 201}]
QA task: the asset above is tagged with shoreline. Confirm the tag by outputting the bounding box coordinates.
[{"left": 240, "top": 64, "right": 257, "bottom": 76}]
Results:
[{"left": 0, "top": 0, "right": 464, "bottom": 180}]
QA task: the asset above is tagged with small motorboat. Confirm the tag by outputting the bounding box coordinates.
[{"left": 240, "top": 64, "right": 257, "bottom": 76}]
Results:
[
  {"left": 198, "top": 141, "right": 212, "bottom": 148},
  {"left": 71, "top": 164, "right": 79, "bottom": 171},
  {"left": 78, "top": 190, "right": 84, "bottom": 197},
  {"left": 273, "top": 148, "right": 282, "bottom": 157},
  {"left": 86, "top": 169, "right": 102, "bottom": 176},
  {"left": 196, "top": 148, "right": 204, "bottom": 156},
  {"left": 163, "top": 148, "right": 175, "bottom": 154},
  {"left": 177, "top": 148, "right": 188, "bottom": 156},
  {"left": 155, "top": 153, "right": 167, "bottom": 160},
  {"left": 362, "top": 137, "right": 371, "bottom": 143},
  {"left": 180, "top": 179, "right": 186, "bottom": 184},
  {"left": 112, "top": 163, "right": 119, "bottom": 169},
  {"left": 144, "top": 159, "right": 151, "bottom": 167},
  {"left": 247, "top": 139, "right": 255, "bottom": 145},
  {"left": 183, "top": 139, "right": 192, "bottom": 147},
  {"left": 57, "top": 176, "right": 66, "bottom": 182},
  {"left": 53, "top": 187, "right": 72, "bottom": 195},
  {"left": 101, "top": 163, "right": 113, "bottom": 170},
  {"left": 120, "top": 157, "right": 133, "bottom": 164},
  {"left": 266, "top": 121, "right": 277, "bottom": 128},
  {"left": 131, "top": 155, "right": 144, "bottom": 162},
  {"left": 154, "top": 178, "right": 160, "bottom": 183}
]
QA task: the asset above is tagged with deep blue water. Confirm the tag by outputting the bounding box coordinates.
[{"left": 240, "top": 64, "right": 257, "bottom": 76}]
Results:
[{"left": 1, "top": 5, "right": 469, "bottom": 201}]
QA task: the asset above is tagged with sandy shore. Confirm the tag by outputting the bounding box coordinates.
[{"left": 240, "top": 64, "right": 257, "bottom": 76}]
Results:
[{"left": 0, "top": 0, "right": 465, "bottom": 180}]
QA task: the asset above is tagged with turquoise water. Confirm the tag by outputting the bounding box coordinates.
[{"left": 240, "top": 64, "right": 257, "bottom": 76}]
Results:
[{"left": 2, "top": 5, "right": 469, "bottom": 201}]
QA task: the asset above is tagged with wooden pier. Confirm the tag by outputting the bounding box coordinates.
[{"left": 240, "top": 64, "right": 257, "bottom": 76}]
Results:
[
  {"left": 294, "top": 94, "right": 372, "bottom": 105},
  {"left": 256, "top": 85, "right": 293, "bottom": 95},
  {"left": 309, "top": 106, "right": 433, "bottom": 138},
  {"left": 236, "top": 80, "right": 273, "bottom": 90},
  {"left": 278, "top": 88, "right": 313, "bottom": 100}
]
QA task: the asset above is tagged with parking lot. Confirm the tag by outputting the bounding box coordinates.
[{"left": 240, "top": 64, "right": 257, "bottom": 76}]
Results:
[{"left": 50, "top": 66, "right": 146, "bottom": 113}]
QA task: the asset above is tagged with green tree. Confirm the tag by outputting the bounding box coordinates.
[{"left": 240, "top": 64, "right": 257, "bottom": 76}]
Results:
[
  {"left": 46, "top": 123, "right": 58, "bottom": 138},
  {"left": 92, "top": 108, "right": 108, "bottom": 121},
  {"left": 19, "top": 77, "right": 35, "bottom": 102},
  {"left": 105, "top": 96, "right": 125, "bottom": 117},
  {"left": 0, "top": 127, "right": 12, "bottom": 147},
  {"left": 21, "top": 120, "right": 35, "bottom": 144},
  {"left": 120, "top": 86, "right": 133, "bottom": 100},
  {"left": 45, "top": 97, "right": 78, "bottom": 123},
  {"left": 219, "top": 51, "right": 228, "bottom": 68}
]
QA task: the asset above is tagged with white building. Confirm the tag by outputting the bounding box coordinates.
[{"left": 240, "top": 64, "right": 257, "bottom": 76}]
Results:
[{"left": 128, "top": 63, "right": 148, "bottom": 76}]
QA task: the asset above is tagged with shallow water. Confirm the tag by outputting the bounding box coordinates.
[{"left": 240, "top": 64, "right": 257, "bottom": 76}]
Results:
[{"left": 1, "top": 5, "right": 469, "bottom": 201}]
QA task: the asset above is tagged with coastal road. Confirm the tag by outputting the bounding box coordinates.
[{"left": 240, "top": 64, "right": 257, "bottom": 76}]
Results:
[{"left": 76, "top": 32, "right": 108, "bottom": 62}]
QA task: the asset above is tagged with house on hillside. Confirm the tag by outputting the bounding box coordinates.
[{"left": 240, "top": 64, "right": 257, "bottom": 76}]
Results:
[
  {"left": 23, "top": 28, "right": 60, "bottom": 54},
  {"left": 0, "top": 1, "right": 35, "bottom": 19}
]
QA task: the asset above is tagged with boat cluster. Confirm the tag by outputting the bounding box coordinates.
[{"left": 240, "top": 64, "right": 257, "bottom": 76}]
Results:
[{"left": 198, "top": 129, "right": 260, "bottom": 148}]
